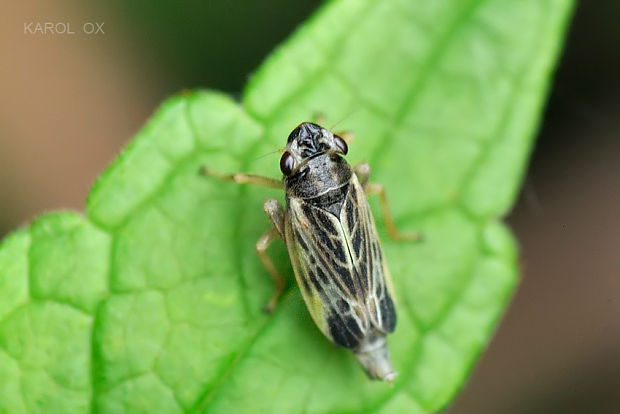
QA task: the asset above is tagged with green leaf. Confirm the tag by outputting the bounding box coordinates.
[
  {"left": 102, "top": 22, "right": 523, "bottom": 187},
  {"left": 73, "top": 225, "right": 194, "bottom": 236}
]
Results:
[{"left": 0, "top": 0, "right": 573, "bottom": 412}]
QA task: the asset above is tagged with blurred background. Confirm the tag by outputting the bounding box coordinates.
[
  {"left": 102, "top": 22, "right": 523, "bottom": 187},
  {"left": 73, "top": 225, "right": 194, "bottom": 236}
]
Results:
[{"left": 1, "top": 1, "right": 618, "bottom": 413}]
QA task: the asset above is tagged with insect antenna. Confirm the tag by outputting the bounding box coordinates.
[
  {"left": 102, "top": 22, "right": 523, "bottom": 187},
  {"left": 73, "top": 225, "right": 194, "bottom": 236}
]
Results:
[
  {"left": 325, "top": 108, "right": 359, "bottom": 145},
  {"left": 252, "top": 148, "right": 285, "bottom": 162},
  {"left": 326, "top": 107, "right": 358, "bottom": 131}
]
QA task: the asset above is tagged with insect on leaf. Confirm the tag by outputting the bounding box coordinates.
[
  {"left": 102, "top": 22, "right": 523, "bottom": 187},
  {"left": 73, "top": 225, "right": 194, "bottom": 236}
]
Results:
[{"left": 0, "top": 0, "right": 574, "bottom": 413}]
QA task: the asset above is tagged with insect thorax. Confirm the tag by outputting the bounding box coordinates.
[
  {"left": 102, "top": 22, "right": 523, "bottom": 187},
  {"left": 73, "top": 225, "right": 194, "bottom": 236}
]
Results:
[
  {"left": 284, "top": 153, "right": 352, "bottom": 198},
  {"left": 284, "top": 153, "right": 353, "bottom": 216}
]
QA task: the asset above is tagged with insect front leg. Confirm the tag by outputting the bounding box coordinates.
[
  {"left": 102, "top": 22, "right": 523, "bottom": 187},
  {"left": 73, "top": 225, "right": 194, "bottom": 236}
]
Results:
[
  {"left": 353, "top": 163, "right": 421, "bottom": 242},
  {"left": 257, "top": 199, "right": 287, "bottom": 313},
  {"left": 200, "top": 166, "right": 283, "bottom": 189}
]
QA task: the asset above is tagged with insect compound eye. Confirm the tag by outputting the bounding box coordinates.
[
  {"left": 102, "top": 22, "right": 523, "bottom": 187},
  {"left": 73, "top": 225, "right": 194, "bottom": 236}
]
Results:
[
  {"left": 334, "top": 135, "right": 348, "bottom": 155},
  {"left": 280, "top": 151, "right": 295, "bottom": 176}
]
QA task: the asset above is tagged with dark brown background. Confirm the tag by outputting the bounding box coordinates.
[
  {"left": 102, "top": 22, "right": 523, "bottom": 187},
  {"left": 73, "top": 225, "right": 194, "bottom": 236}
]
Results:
[{"left": 1, "top": 1, "right": 618, "bottom": 413}]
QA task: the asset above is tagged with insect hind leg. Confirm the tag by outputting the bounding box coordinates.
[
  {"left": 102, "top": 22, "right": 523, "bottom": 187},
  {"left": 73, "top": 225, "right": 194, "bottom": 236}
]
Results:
[{"left": 354, "top": 163, "right": 421, "bottom": 242}]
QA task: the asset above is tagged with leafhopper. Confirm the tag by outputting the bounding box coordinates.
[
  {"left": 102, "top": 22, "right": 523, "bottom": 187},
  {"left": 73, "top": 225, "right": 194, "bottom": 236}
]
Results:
[{"left": 202, "top": 122, "right": 417, "bottom": 382}]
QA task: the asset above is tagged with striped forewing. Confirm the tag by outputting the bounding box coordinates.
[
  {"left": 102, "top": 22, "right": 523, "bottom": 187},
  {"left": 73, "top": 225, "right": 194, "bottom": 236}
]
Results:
[{"left": 285, "top": 175, "right": 396, "bottom": 350}]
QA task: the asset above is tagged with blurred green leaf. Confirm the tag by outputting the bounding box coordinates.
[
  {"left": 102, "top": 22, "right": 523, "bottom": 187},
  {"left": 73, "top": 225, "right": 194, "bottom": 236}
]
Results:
[{"left": 0, "top": 0, "right": 573, "bottom": 412}]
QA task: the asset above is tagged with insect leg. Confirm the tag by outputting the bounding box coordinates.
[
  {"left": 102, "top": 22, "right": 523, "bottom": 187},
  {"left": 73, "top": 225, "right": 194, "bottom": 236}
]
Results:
[
  {"left": 258, "top": 199, "right": 287, "bottom": 313},
  {"left": 200, "top": 166, "right": 283, "bottom": 189},
  {"left": 312, "top": 112, "right": 327, "bottom": 126},
  {"left": 353, "top": 162, "right": 371, "bottom": 187},
  {"left": 263, "top": 198, "right": 285, "bottom": 238},
  {"left": 354, "top": 163, "right": 421, "bottom": 242}
]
